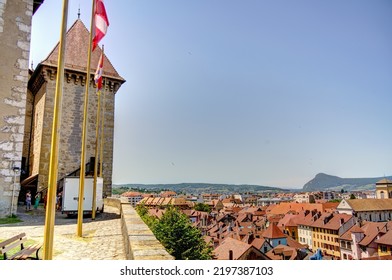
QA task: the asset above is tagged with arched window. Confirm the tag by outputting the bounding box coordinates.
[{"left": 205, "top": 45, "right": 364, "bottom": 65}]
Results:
[{"left": 380, "top": 191, "right": 385, "bottom": 199}]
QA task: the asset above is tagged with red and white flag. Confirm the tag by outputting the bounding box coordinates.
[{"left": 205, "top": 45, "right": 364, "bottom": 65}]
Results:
[
  {"left": 94, "top": 51, "right": 104, "bottom": 90},
  {"left": 92, "top": 0, "right": 109, "bottom": 51}
]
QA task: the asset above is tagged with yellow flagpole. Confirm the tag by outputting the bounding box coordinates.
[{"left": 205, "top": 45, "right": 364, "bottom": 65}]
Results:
[
  {"left": 99, "top": 82, "right": 106, "bottom": 177},
  {"left": 92, "top": 88, "right": 100, "bottom": 220},
  {"left": 92, "top": 47, "right": 103, "bottom": 220},
  {"left": 77, "top": 0, "right": 95, "bottom": 236},
  {"left": 43, "top": 0, "right": 68, "bottom": 260}
]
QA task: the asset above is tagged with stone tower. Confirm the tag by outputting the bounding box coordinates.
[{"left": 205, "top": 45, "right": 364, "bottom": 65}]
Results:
[
  {"left": 0, "top": 0, "right": 43, "bottom": 217},
  {"left": 22, "top": 19, "right": 125, "bottom": 199}
]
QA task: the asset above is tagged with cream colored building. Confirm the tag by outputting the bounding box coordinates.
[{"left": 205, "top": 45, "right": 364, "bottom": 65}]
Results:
[
  {"left": 337, "top": 199, "right": 392, "bottom": 222},
  {"left": 375, "top": 179, "right": 392, "bottom": 199}
]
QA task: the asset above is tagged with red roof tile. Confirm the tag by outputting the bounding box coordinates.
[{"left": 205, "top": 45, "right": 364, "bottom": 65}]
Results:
[
  {"left": 262, "top": 223, "right": 286, "bottom": 239},
  {"left": 358, "top": 222, "right": 389, "bottom": 246},
  {"left": 375, "top": 229, "right": 392, "bottom": 246},
  {"left": 265, "top": 244, "right": 297, "bottom": 260},
  {"left": 250, "top": 238, "right": 268, "bottom": 250},
  {"left": 311, "top": 213, "right": 352, "bottom": 230},
  {"left": 214, "top": 237, "right": 251, "bottom": 260}
]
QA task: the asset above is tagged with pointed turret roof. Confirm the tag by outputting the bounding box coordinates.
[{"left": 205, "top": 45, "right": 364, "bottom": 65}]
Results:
[{"left": 41, "top": 19, "right": 125, "bottom": 83}]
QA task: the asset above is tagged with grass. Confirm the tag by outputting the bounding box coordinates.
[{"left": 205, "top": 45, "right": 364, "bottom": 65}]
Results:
[{"left": 0, "top": 214, "right": 22, "bottom": 225}]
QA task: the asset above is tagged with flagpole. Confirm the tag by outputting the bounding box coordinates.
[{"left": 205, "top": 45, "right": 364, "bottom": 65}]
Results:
[
  {"left": 99, "top": 81, "right": 106, "bottom": 177},
  {"left": 77, "top": 0, "right": 95, "bottom": 237},
  {"left": 43, "top": 0, "right": 68, "bottom": 260},
  {"left": 92, "top": 46, "right": 104, "bottom": 220}
]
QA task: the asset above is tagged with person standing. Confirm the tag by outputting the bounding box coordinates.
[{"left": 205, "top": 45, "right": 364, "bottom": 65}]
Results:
[
  {"left": 43, "top": 193, "right": 47, "bottom": 209},
  {"left": 26, "top": 191, "right": 32, "bottom": 211},
  {"left": 34, "top": 192, "right": 41, "bottom": 209}
]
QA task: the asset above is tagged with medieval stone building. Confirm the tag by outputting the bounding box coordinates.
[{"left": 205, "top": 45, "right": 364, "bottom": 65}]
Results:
[
  {"left": 0, "top": 0, "right": 43, "bottom": 217},
  {"left": 22, "top": 19, "right": 125, "bottom": 199},
  {"left": 0, "top": 1, "right": 124, "bottom": 217}
]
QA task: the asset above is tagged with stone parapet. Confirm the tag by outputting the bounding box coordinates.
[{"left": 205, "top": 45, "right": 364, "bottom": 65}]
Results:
[{"left": 104, "top": 197, "right": 174, "bottom": 260}]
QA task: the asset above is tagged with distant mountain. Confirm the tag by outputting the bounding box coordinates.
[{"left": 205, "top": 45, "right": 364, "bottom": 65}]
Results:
[
  {"left": 113, "top": 183, "right": 284, "bottom": 194},
  {"left": 302, "top": 173, "right": 392, "bottom": 191}
]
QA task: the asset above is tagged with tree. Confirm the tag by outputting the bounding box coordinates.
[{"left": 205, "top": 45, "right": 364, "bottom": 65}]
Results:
[
  {"left": 153, "top": 206, "right": 212, "bottom": 260},
  {"left": 194, "top": 203, "right": 211, "bottom": 213},
  {"left": 136, "top": 203, "right": 158, "bottom": 229},
  {"left": 350, "top": 194, "right": 356, "bottom": 199}
]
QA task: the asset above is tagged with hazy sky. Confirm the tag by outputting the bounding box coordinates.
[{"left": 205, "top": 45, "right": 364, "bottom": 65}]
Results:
[{"left": 30, "top": 0, "right": 392, "bottom": 188}]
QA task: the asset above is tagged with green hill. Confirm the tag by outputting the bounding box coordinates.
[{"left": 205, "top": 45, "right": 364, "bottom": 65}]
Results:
[
  {"left": 302, "top": 173, "right": 392, "bottom": 191},
  {"left": 113, "top": 183, "right": 283, "bottom": 194}
]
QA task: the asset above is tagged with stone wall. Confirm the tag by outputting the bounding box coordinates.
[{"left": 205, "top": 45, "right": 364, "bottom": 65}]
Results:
[
  {"left": 0, "top": 0, "right": 33, "bottom": 217},
  {"left": 104, "top": 197, "right": 174, "bottom": 260},
  {"left": 25, "top": 66, "right": 117, "bottom": 197}
]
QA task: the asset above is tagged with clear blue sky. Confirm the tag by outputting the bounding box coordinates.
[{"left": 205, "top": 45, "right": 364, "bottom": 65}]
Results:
[{"left": 30, "top": 0, "right": 392, "bottom": 188}]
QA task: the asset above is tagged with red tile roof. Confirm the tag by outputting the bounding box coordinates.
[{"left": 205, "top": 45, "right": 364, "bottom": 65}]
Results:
[
  {"left": 278, "top": 213, "right": 300, "bottom": 228},
  {"left": 295, "top": 211, "right": 318, "bottom": 226},
  {"left": 265, "top": 244, "right": 297, "bottom": 260},
  {"left": 358, "top": 222, "right": 389, "bottom": 246},
  {"left": 214, "top": 237, "right": 251, "bottom": 260},
  {"left": 250, "top": 238, "right": 268, "bottom": 250},
  {"left": 266, "top": 202, "right": 326, "bottom": 216},
  {"left": 340, "top": 225, "right": 363, "bottom": 241},
  {"left": 311, "top": 213, "right": 352, "bottom": 230},
  {"left": 375, "top": 229, "right": 392, "bottom": 246},
  {"left": 286, "top": 236, "right": 307, "bottom": 250},
  {"left": 121, "top": 191, "right": 142, "bottom": 197},
  {"left": 262, "top": 223, "right": 286, "bottom": 239}
]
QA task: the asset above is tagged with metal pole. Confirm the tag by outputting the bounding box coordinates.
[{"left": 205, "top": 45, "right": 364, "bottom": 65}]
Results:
[
  {"left": 92, "top": 45, "right": 104, "bottom": 220},
  {"left": 77, "top": 0, "right": 95, "bottom": 236},
  {"left": 42, "top": 0, "right": 68, "bottom": 260},
  {"left": 92, "top": 89, "right": 101, "bottom": 220},
  {"left": 99, "top": 82, "right": 106, "bottom": 177},
  {"left": 10, "top": 166, "right": 19, "bottom": 216}
]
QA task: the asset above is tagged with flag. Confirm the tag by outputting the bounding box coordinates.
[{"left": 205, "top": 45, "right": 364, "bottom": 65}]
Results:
[
  {"left": 92, "top": 0, "right": 109, "bottom": 51},
  {"left": 94, "top": 51, "right": 104, "bottom": 90}
]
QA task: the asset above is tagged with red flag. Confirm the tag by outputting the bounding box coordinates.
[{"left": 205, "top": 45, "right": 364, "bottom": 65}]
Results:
[
  {"left": 94, "top": 51, "right": 104, "bottom": 90},
  {"left": 92, "top": 0, "right": 109, "bottom": 51}
]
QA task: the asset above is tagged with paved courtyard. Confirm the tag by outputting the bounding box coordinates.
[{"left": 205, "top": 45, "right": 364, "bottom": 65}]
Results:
[{"left": 0, "top": 205, "right": 126, "bottom": 260}]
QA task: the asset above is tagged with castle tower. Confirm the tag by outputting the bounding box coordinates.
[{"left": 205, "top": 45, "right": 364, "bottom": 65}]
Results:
[
  {"left": 0, "top": 0, "right": 43, "bottom": 217},
  {"left": 22, "top": 19, "right": 125, "bottom": 198}
]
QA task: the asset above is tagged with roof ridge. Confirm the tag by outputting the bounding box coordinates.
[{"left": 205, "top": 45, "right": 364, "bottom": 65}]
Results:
[
  {"left": 41, "top": 19, "right": 81, "bottom": 65},
  {"left": 40, "top": 19, "right": 124, "bottom": 82}
]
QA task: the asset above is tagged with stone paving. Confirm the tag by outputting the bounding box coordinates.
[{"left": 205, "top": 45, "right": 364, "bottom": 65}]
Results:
[{"left": 0, "top": 205, "right": 126, "bottom": 260}]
